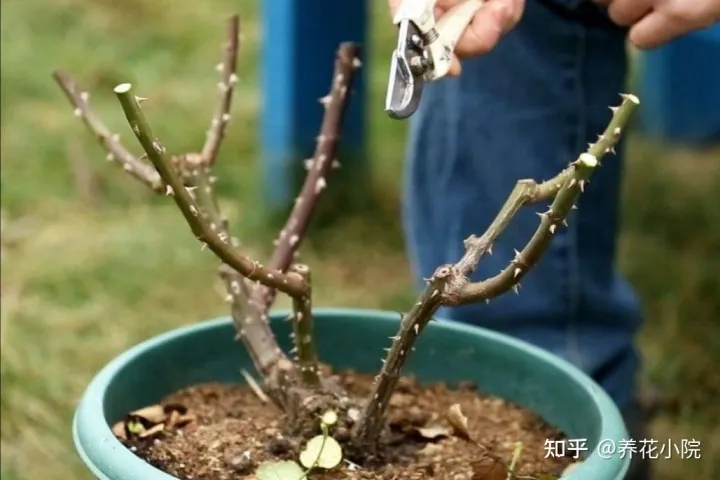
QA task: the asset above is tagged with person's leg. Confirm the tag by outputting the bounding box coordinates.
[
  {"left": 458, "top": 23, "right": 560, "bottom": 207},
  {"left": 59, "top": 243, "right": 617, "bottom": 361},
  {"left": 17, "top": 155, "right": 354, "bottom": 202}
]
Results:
[{"left": 402, "top": 0, "right": 649, "bottom": 477}]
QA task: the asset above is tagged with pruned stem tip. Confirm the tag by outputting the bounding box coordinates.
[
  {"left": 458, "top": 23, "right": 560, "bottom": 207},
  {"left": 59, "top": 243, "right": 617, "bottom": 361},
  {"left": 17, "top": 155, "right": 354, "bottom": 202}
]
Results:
[{"left": 288, "top": 264, "right": 321, "bottom": 387}]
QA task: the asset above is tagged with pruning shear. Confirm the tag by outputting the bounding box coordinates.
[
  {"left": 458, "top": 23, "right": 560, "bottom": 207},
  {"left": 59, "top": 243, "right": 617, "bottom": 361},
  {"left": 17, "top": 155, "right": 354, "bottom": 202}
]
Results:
[{"left": 385, "top": 0, "right": 484, "bottom": 119}]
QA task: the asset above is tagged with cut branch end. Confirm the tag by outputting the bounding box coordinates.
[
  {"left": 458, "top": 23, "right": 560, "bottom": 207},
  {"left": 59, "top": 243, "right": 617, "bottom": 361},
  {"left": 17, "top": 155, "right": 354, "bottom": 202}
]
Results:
[
  {"left": 289, "top": 264, "right": 321, "bottom": 388},
  {"left": 114, "top": 83, "right": 133, "bottom": 94},
  {"left": 578, "top": 152, "right": 598, "bottom": 168}
]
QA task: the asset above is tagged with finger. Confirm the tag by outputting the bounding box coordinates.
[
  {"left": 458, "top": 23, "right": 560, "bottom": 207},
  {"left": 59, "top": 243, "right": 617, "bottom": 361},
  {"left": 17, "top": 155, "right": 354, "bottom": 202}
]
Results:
[
  {"left": 607, "top": 0, "right": 653, "bottom": 27},
  {"left": 509, "top": 0, "right": 526, "bottom": 29},
  {"left": 454, "top": 0, "right": 513, "bottom": 57},
  {"left": 388, "top": 0, "right": 402, "bottom": 15},
  {"left": 447, "top": 55, "right": 463, "bottom": 76},
  {"left": 629, "top": 10, "right": 698, "bottom": 49},
  {"left": 392, "top": 0, "right": 447, "bottom": 18}
]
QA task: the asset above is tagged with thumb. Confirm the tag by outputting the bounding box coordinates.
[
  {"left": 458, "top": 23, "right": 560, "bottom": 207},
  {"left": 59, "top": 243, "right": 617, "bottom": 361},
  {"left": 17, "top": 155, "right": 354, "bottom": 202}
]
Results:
[{"left": 454, "top": 0, "right": 522, "bottom": 58}]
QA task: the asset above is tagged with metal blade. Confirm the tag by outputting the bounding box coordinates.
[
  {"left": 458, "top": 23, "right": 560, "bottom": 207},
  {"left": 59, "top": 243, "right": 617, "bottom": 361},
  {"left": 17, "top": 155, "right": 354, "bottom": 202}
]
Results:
[{"left": 385, "top": 20, "right": 425, "bottom": 120}]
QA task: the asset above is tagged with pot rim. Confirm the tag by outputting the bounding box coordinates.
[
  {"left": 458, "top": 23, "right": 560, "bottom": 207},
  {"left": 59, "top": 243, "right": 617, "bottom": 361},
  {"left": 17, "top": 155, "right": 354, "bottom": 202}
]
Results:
[{"left": 73, "top": 307, "right": 629, "bottom": 480}]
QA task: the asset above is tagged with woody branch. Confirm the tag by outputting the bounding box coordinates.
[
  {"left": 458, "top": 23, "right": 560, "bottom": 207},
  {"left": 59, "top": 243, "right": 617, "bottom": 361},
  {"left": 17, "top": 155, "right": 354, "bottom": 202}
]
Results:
[
  {"left": 253, "top": 42, "right": 361, "bottom": 311},
  {"left": 51, "top": 16, "right": 294, "bottom": 396},
  {"left": 177, "top": 154, "right": 289, "bottom": 381},
  {"left": 112, "top": 45, "right": 361, "bottom": 390},
  {"left": 287, "top": 264, "right": 320, "bottom": 387},
  {"left": 55, "top": 38, "right": 362, "bottom": 396},
  {"left": 353, "top": 94, "right": 640, "bottom": 447},
  {"left": 113, "top": 82, "right": 322, "bottom": 395},
  {"left": 113, "top": 84, "right": 308, "bottom": 293},
  {"left": 233, "top": 42, "right": 359, "bottom": 389},
  {"left": 245, "top": 42, "right": 360, "bottom": 384},
  {"left": 201, "top": 14, "right": 240, "bottom": 166},
  {"left": 52, "top": 69, "right": 163, "bottom": 192}
]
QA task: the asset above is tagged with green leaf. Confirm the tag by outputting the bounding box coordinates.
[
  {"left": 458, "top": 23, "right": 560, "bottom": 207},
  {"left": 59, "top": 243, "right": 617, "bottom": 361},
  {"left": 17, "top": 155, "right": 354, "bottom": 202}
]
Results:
[
  {"left": 299, "top": 435, "right": 343, "bottom": 470},
  {"left": 255, "top": 460, "right": 305, "bottom": 480},
  {"left": 126, "top": 421, "right": 145, "bottom": 434}
]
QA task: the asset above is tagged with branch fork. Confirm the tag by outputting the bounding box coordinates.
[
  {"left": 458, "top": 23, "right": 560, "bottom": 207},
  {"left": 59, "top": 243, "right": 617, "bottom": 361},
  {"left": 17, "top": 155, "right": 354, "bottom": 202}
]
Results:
[{"left": 353, "top": 94, "right": 640, "bottom": 448}]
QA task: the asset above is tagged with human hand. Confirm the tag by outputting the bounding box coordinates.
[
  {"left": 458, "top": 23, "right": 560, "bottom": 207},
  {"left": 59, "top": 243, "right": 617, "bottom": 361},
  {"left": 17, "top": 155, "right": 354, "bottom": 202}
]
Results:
[
  {"left": 388, "top": 0, "right": 525, "bottom": 76},
  {"left": 595, "top": 0, "right": 720, "bottom": 49}
]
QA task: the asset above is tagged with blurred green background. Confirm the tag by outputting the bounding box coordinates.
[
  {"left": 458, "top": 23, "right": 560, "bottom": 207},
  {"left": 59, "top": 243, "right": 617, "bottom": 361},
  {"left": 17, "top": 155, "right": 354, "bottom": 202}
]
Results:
[{"left": 1, "top": 0, "right": 718, "bottom": 479}]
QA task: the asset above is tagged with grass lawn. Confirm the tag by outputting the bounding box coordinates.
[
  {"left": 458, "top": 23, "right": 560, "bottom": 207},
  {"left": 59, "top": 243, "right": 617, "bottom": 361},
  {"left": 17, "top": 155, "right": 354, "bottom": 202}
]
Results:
[{"left": 1, "top": 0, "right": 718, "bottom": 479}]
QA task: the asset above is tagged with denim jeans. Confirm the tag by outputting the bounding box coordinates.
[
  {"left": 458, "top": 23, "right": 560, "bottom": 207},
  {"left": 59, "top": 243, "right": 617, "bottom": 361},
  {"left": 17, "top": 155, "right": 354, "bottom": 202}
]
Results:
[{"left": 402, "top": 0, "right": 645, "bottom": 432}]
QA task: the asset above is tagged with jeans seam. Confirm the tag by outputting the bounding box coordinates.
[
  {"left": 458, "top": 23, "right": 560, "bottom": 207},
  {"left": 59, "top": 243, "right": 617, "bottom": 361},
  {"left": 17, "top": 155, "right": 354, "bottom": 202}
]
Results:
[{"left": 566, "top": 21, "right": 587, "bottom": 370}]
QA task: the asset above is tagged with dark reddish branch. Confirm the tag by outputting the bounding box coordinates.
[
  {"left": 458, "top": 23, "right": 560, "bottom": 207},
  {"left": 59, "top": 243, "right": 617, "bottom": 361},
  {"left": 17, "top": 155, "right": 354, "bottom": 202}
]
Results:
[
  {"left": 221, "top": 42, "right": 361, "bottom": 388},
  {"left": 52, "top": 69, "right": 163, "bottom": 192},
  {"left": 253, "top": 42, "right": 362, "bottom": 311},
  {"left": 201, "top": 14, "right": 240, "bottom": 166}
]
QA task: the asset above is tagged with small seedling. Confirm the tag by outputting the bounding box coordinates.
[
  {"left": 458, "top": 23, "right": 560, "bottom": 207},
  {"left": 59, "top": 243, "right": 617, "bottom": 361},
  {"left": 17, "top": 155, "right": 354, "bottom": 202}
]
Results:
[{"left": 256, "top": 410, "right": 343, "bottom": 479}]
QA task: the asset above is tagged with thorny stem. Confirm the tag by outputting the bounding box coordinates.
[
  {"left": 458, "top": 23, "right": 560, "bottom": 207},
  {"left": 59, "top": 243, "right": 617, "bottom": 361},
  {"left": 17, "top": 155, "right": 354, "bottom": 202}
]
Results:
[
  {"left": 254, "top": 42, "right": 362, "bottom": 311},
  {"left": 52, "top": 69, "right": 163, "bottom": 192},
  {"left": 453, "top": 179, "right": 565, "bottom": 279},
  {"left": 179, "top": 154, "right": 290, "bottom": 380},
  {"left": 54, "top": 66, "right": 290, "bottom": 387},
  {"left": 197, "top": 41, "right": 360, "bottom": 390},
  {"left": 55, "top": 39, "right": 362, "bottom": 403},
  {"left": 451, "top": 95, "right": 639, "bottom": 279},
  {"left": 113, "top": 83, "right": 309, "bottom": 298},
  {"left": 288, "top": 264, "right": 321, "bottom": 387},
  {"left": 352, "top": 274, "right": 446, "bottom": 445},
  {"left": 450, "top": 93, "right": 639, "bottom": 304},
  {"left": 451, "top": 152, "right": 599, "bottom": 304},
  {"left": 218, "top": 264, "right": 289, "bottom": 383},
  {"left": 201, "top": 14, "right": 240, "bottom": 166},
  {"left": 354, "top": 94, "right": 640, "bottom": 447}
]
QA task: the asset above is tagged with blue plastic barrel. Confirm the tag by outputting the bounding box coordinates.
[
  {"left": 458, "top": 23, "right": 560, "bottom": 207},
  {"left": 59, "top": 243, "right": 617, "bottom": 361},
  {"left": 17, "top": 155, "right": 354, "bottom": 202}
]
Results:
[
  {"left": 638, "top": 24, "right": 720, "bottom": 145},
  {"left": 260, "top": 0, "right": 368, "bottom": 209}
]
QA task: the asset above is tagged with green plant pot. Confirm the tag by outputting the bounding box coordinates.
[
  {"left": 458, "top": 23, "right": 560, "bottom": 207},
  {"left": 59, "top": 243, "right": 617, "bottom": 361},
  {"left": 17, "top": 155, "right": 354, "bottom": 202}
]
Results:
[{"left": 73, "top": 308, "right": 630, "bottom": 479}]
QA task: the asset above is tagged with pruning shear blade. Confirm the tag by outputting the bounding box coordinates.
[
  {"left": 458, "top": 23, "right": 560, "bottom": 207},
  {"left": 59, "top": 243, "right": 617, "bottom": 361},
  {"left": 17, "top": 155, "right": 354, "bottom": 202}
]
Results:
[
  {"left": 384, "top": 0, "right": 485, "bottom": 120},
  {"left": 385, "top": 20, "right": 425, "bottom": 119}
]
